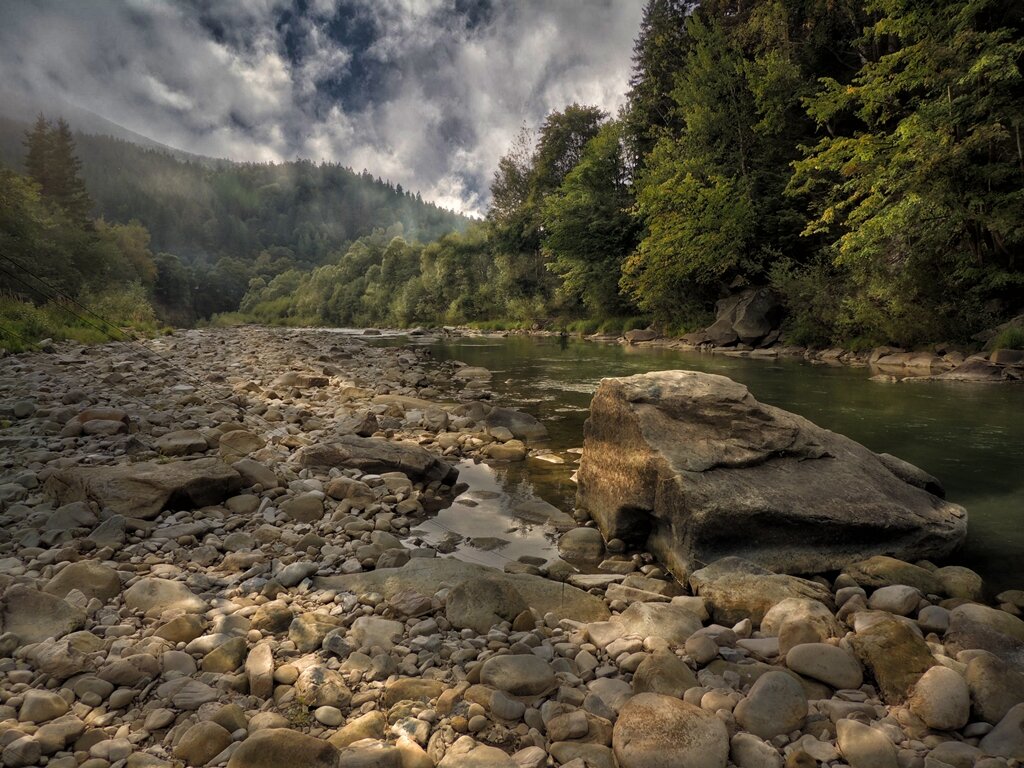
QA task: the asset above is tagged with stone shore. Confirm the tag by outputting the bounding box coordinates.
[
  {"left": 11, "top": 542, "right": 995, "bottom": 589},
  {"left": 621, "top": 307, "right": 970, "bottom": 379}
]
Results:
[{"left": 0, "top": 326, "right": 1022, "bottom": 768}]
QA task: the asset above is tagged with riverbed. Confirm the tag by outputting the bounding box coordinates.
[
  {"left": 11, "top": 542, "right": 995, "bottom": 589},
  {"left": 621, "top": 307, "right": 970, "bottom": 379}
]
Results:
[{"left": 389, "top": 333, "right": 1024, "bottom": 591}]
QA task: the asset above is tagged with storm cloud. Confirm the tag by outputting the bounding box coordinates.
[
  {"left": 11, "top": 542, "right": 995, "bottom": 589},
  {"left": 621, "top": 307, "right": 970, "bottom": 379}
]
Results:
[{"left": 0, "top": 0, "right": 644, "bottom": 215}]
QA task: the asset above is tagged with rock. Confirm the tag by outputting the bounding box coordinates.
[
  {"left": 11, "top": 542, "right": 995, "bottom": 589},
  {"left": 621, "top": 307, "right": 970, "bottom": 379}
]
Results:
[
  {"left": 246, "top": 642, "right": 274, "bottom": 698},
  {"left": 979, "top": 703, "right": 1024, "bottom": 758},
  {"left": 350, "top": 616, "right": 404, "bottom": 651},
  {"left": 155, "top": 614, "right": 206, "bottom": 643},
  {"left": 706, "top": 288, "right": 784, "bottom": 347},
  {"left": 632, "top": 650, "right": 698, "bottom": 696},
  {"left": 174, "top": 721, "right": 233, "bottom": 766},
  {"left": 277, "top": 561, "right": 318, "bottom": 588},
  {"left": 512, "top": 499, "right": 576, "bottom": 530},
  {"left": 786, "top": 643, "right": 863, "bottom": 690},
  {"left": 558, "top": 527, "right": 606, "bottom": 561},
  {"left": 480, "top": 654, "right": 556, "bottom": 696},
  {"left": 734, "top": 670, "right": 808, "bottom": 739},
  {"left": 124, "top": 577, "right": 207, "bottom": 614},
  {"left": 155, "top": 429, "right": 209, "bottom": 456},
  {"left": 156, "top": 678, "right": 218, "bottom": 710},
  {"left": 382, "top": 678, "right": 445, "bottom": 707},
  {"left": 251, "top": 600, "right": 293, "bottom": 634},
  {"left": 45, "top": 457, "right": 242, "bottom": 520},
  {"left": 227, "top": 728, "right": 339, "bottom": 768},
  {"left": 965, "top": 653, "right": 1024, "bottom": 724},
  {"left": 945, "top": 603, "right": 1024, "bottom": 664},
  {"left": 867, "top": 585, "right": 921, "bottom": 616},
  {"left": 850, "top": 618, "right": 935, "bottom": 704},
  {"left": 613, "top": 692, "right": 729, "bottom": 768},
  {"left": 483, "top": 440, "right": 528, "bottom": 461},
  {"left": 731, "top": 733, "right": 783, "bottom": 768},
  {"left": 484, "top": 407, "right": 548, "bottom": 442},
  {"left": 293, "top": 435, "right": 458, "bottom": 484},
  {"left": 329, "top": 711, "right": 386, "bottom": 748},
  {"left": 2, "top": 736, "right": 41, "bottom": 768},
  {"left": 446, "top": 576, "right": 529, "bottom": 634},
  {"left": 1, "top": 585, "right": 86, "bottom": 643},
  {"left": 576, "top": 372, "right": 965, "bottom": 580},
  {"left": 316, "top": 554, "right": 609, "bottom": 626},
  {"left": 290, "top": 613, "right": 342, "bottom": 652},
  {"left": 690, "top": 558, "right": 834, "bottom": 626},
  {"left": 625, "top": 329, "right": 659, "bottom": 344},
  {"left": 843, "top": 556, "right": 943, "bottom": 595},
  {"left": 44, "top": 560, "right": 120, "bottom": 603},
  {"left": 203, "top": 636, "right": 248, "bottom": 672},
  {"left": 615, "top": 601, "right": 703, "bottom": 645},
  {"left": 835, "top": 719, "right": 898, "bottom": 768},
  {"left": 438, "top": 742, "right": 516, "bottom": 768},
  {"left": 232, "top": 458, "right": 280, "bottom": 488},
  {"left": 935, "top": 565, "right": 984, "bottom": 601},
  {"left": 761, "top": 598, "right": 842, "bottom": 639},
  {"left": 282, "top": 493, "right": 324, "bottom": 523},
  {"left": 19, "top": 689, "right": 70, "bottom": 723},
  {"left": 295, "top": 665, "right": 352, "bottom": 708},
  {"left": 874, "top": 453, "right": 945, "bottom": 496},
  {"left": 218, "top": 429, "right": 265, "bottom": 461},
  {"left": 908, "top": 666, "right": 970, "bottom": 731}
]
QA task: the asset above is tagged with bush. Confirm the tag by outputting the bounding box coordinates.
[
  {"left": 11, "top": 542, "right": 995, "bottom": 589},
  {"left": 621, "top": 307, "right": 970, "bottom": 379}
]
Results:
[{"left": 990, "top": 326, "right": 1024, "bottom": 351}]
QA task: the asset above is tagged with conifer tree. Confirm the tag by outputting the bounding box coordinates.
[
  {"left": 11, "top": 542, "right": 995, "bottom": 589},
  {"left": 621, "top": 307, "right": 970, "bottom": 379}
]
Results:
[
  {"left": 48, "top": 118, "right": 93, "bottom": 226},
  {"left": 23, "top": 114, "right": 51, "bottom": 196}
]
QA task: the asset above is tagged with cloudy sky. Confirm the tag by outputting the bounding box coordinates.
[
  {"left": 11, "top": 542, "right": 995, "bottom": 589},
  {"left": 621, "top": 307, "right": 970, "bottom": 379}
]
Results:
[{"left": 0, "top": 0, "right": 645, "bottom": 216}]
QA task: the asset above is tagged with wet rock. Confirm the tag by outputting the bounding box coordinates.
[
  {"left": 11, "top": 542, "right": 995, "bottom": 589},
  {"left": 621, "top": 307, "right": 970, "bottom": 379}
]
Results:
[
  {"left": 484, "top": 407, "right": 548, "bottom": 442},
  {"left": 613, "top": 692, "right": 729, "bottom": 768}
]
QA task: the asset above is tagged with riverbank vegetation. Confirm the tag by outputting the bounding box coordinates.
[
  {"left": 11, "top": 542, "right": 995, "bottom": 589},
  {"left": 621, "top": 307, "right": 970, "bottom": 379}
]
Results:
[
  {"left": 233, "top": 0, "right": 1024, "bottom": 348},
  {"left": 2, "top": 0, "right": 1021, "bottom": 351}
]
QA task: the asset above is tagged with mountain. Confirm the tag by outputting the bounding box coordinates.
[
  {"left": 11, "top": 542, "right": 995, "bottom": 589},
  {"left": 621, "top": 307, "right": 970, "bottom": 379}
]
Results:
[{"left": 0, "top": 112, "right": 470, "bottom": 267}]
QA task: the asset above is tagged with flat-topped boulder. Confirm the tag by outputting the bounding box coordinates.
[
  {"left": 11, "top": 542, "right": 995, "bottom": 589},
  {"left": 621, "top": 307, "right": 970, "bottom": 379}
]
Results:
[
  {"left": 44, "top": 457, "right": 242, "bottom": 520},
  {"left": 292, "top": 435, "right": 458, "bottom": 484},
  {"left": 576, "top": 371, "right": 966, "bottom": 580}
]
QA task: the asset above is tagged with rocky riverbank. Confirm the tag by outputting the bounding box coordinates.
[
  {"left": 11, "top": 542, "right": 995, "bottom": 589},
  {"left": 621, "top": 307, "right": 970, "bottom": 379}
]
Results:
[{"left": 0, "top": 326, "right": 1023, "bottom": 768}]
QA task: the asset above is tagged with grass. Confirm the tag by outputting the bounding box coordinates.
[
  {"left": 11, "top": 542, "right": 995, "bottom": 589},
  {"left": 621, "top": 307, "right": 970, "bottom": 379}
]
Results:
[
  {"left": 990, "top": 326, "right": 1024, "bottom": 351},
  {"left": 0, "top": 284, "right": 160, "bottom": 353}
]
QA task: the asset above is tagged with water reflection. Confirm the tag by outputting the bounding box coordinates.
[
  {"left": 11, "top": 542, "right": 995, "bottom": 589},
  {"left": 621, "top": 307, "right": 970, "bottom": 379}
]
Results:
[{"left": 421, "top": 335, "right": 1024, "bottom": 590}]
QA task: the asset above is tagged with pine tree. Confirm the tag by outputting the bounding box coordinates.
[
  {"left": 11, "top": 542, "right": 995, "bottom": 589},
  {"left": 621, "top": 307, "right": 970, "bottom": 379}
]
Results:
[
  {"left": 47, "top": 119, "right": 93, "bottom": 226},
  {"left": 23, "top": 114, "right": 51, "bottom": 196},
  {"left": 623, "top": 0, "right": 691, "bottom": 166}
]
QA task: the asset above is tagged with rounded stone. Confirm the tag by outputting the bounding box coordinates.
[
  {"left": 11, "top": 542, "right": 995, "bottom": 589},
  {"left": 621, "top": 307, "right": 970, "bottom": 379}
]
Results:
[
  {"left": 867, "top": 585, "right": 921, "bottom": 616},
  {"left": 908, "top": 666, "right": 970, "bottom": 731},
  {"left": 836, "top": 718, "right": 897, "bottom": 768},
  {"left": 19, "top": 689, "right": 70, "bottom": 723},
  {"left": 480, "top": 654, "right": 556, "bottom": 696},
  {"left": 733, "top": 671, "right": 808, "bottom": 739},
  {"left": 173, "top": 721, "right": 233, "bottom": 766},
  {"left": 613, "top": 692, "right": 728, "bottom": 768},
  {"left": 558, "top": 528, "right": 606, "bottom": 561},
  {"left": 314, "top": 706, "right": 344, "bottom": 727},
  {"left": 785, "top": 643, "right": 863, "bottom": 690},
  {"left": 227, "top": 728, "right": 339, "bottom": 768}
]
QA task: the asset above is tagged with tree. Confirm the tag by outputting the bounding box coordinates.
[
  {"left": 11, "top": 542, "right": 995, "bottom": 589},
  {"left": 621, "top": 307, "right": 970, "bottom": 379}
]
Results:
[
  {"left": 624, "top": 0, "right": 692, "bottom": 164},
  {"left": 791, "top": 0, "right": 1024, "bottom": 344},
  {"left": 21, "top": 115, "right": 93, "bottom": 226},
  {"left": 542, "top": 122, "right": 640, "bottom": 316},
  {"left": 23, "top": 114, "right": 51, "bottom": 196}
]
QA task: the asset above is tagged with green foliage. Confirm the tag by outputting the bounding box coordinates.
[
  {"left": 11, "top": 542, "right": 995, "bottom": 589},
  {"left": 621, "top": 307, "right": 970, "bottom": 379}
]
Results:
[{"left": 991, "top": 327, "right": 1024, "bottom": 350}]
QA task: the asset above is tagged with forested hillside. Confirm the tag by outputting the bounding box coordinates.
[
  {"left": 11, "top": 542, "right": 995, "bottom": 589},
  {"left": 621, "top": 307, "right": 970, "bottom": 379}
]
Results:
[{"left": 245, "top": 0, "right": 1024, "bottom": 348}]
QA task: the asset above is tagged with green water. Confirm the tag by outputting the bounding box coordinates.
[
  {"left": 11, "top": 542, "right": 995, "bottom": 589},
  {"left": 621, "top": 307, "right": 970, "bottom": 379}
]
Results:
[{"left": 416, "top": 334, "right": 1024, "bottom": 591}]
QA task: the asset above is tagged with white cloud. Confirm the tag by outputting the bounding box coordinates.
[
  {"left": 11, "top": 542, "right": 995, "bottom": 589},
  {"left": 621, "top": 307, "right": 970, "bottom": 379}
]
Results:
[{"left": 0, "top": 0, "right": 645, "bottom": 217}]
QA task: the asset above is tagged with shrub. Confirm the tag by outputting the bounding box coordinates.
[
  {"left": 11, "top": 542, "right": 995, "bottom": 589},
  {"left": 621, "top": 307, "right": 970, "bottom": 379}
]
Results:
[{"left": 990, "top": 326, "right": 1024, "bottom": 351}]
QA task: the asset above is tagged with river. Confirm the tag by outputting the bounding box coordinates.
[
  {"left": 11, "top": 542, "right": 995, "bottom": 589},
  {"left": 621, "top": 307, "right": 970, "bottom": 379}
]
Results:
[{"left": 379, "top": 333, "right": 1024, "bottom": 591}]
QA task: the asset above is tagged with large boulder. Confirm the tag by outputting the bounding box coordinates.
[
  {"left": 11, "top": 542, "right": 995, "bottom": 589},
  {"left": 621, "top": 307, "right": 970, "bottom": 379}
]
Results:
[
  {"left": 575, "top": 371, "right": 966, "bottom": 581},
  {"left": 292, "top": 435, "right": 458, "bottom": 484},
  {"left": 484, "top": 407, "right": 548, "bottom": 442},
  {"left": 704, "top": 288, "right": 783, "bottom": 347},
  {"left": 44, "top": 457, "right": 241, "bottom": 520}
]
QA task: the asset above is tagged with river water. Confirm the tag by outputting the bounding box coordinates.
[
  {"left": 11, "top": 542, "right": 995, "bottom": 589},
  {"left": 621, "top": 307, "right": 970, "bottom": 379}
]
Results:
[{"left": 379, "top": 333, "right": 1024, "bottom": 591}]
